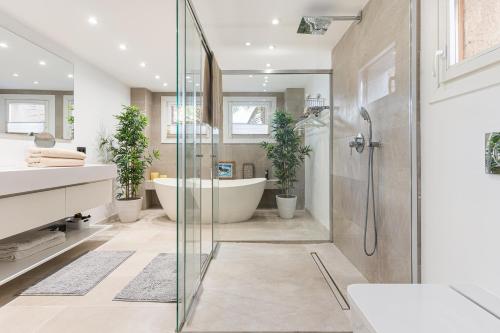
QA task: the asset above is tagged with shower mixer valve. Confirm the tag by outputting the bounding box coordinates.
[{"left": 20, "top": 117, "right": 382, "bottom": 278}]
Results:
[{"left": 349, "top": 133, "right": 365, "bottom": 154}]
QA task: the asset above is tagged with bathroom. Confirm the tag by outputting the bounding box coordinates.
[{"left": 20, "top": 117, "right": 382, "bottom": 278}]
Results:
[{"left": 1, "top": 0, "right": 500, "bottom": 332}]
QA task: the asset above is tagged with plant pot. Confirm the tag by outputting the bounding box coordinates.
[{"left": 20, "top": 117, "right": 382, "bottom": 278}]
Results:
[
  {"left": 276, "top": 195, "right": 297, "bottom": 219},
  {"left": 115, "top": 197, "right": 143, "bottom": 223}
]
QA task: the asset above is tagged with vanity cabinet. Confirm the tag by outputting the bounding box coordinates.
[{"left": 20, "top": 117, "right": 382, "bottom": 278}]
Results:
[
  {"left": 0, "top": 164, "right": 117, "bottom": 285},
  {"left": 0, "top": 188, "right": 66, "bottom": 240}
]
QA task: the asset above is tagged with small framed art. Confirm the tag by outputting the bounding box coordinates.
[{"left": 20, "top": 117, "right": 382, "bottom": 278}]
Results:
[{"left": 218, "top": 161, "right": 235, "bottom": 179}]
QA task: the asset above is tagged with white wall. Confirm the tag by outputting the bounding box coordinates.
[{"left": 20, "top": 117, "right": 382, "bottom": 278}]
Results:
[
  {"left": 304, "top": 75, "right": 331, "bottom": 231},
  {"left": 0, "top": 11, "right": 130, "bottom": 222},
  {"left": 421, "top": 0, "right": 500, "bottom": 297}
]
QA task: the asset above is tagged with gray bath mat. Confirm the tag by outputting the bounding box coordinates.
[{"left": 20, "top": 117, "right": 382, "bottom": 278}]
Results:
[
  {"left": 114, "top": 253, "right": 208, "bottom": 303},
  {"left": 21, "top": 251, "right": 134, "bottom": 296}
]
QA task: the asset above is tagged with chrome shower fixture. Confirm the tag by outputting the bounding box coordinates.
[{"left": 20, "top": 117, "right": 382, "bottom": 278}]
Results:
[{"left": 297, "top": 13, "right": 362, "bottom": 35}]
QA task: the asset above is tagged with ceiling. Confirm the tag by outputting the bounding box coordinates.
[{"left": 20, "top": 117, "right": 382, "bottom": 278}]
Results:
[
  {"left": 0, "top": 0, "right": 177, "bottom": 92},
  {"left": 192, "top": 0, "right": 367, "bottom": 70},
  {"left": 0, "top": 0, "right": 366, "bottom": 91},
  {"left": 0, "top": 26, "right": 73, "bottom": 91}
]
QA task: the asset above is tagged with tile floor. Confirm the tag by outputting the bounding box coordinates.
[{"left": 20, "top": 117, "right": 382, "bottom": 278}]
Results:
[
  {"left": 0, "top": 210, "right": 177, "bottom": 333},
  {"left": 0, "top": 209, "right": 366, "bottom": 333},
  {"left": 183, "top": 242, "right": 367, "bottom": 332},
  {"left": 215, "top": 209, "right": 330, "bottom": 242}
]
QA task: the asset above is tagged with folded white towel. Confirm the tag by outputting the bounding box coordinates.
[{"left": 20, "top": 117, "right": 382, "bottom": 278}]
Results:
[
  {"left": 0, "top": 230, "right": 66, "bottom": 252},
  {"left": 27, "top": 157, "right": 85, "bottom": 167},
  {"left": 28, "top": 148, "right": 86, "bottom": 160},
  {"left": 0, "top": 236, "right": 66, "bottom": 261}
]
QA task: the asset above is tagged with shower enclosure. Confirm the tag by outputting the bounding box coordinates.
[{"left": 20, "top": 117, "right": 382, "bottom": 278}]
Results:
[
  {"left": 176, "top": 0, "right": 218, "bottom": 329},
  {"left": 175, "top": 0, "right": 420, "bottom": 328},
  {"left": 215, "top": 71, "right": 333, "bottom": 243}
]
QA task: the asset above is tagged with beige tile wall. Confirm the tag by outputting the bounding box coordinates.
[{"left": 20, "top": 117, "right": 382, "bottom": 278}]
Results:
[{"left": 331, "top": 0, "right": 412, "bottom": 283}]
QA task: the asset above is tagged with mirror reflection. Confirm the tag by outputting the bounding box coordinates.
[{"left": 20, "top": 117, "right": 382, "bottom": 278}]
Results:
[{"left": 0, "top": 26, "right": 74, "bottom": 140}]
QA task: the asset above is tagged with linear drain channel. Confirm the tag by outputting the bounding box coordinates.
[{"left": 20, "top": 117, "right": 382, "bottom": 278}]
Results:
[{"left": 310, "top": 252, "right": 350, "bottom": 310}]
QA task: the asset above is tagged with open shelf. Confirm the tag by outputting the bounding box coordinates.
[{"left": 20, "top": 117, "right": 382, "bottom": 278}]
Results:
[{"left": 0, "top": 225, "right": 110, "bottom": 286}]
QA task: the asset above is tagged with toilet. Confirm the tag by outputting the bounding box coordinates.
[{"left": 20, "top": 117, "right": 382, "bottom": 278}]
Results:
[{"left": 348, "top": 284, "right": 500, "bottom": 333}]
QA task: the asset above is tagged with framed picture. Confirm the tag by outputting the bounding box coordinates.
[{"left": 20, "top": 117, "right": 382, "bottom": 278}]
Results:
[{"left": 218, "top": 161, "right": 235, "bottom": 179}]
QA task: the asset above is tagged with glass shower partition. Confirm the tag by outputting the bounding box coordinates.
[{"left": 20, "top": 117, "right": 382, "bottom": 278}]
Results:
[{"left": 177, "top": 0, "right": 216, "bottom": 330}]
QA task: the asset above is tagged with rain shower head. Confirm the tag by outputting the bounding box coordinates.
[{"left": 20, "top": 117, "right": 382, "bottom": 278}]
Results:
[
  {"left": 297, "top": 13, "right": 362, "bottom": 35},
  {"left": 297, "top": 16, "right": 332, "bottom": 35}
]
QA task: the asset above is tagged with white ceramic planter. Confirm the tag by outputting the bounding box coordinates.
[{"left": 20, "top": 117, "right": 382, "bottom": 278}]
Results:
[
  {"left": 276, "top": 195, "right": 297, "bottom": 219},
  {"left": 115, "top": 197, "right": 143, "bottom": 223}
]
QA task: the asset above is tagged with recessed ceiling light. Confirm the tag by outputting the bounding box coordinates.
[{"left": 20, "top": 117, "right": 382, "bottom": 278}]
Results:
[
  {"left": 154, "top": 75, "right": 160, "bottom": 79},
  {"left": 139, "top": 62, "right": 146, "bottom": 68},
  {"left": 245, "top": 42, "right": 251, "bottom": 46},
  {"left": 163, "top": 82, "right": 168, "bottom": 87},
  {"left": 266, "top": 63, "right": 271, "bottom": 67},
  {"left": 268, "top": 45, "right": 275, "bottom": 50},
  {"left": 0, "top": 42, "right": 8, "bottom": 48},
  {"left": 249, "top": 75, "right": 253, "bottom": 78},
  {"left": 88, "top": 16, "right": 98, "bottom": 25},
  {"left": 263, "top": 83, "right": 267, "bottom": 87},
  {"left": 67, "top": 74, "right": 73, "bottom": 78},
  {"left": 33, "top": 81, "right": 39, "bottom": 85},
  {"left": 12, "top": 73, "right": 19, "bottom": 77},
  {"left": 264, "top": 89, "right": 267, "bottom": 92},
  {"left": 272, "top": 18, "right": 280, "bottom": 25},
  {"left": 39, "top": 60, "right": 46, "bottom": 66},
  {"left": 264, "top": 76, "right": 269, "bottom": 79},
  {"left": 119, "top": 43, "right": 127, "bottom": 51}
]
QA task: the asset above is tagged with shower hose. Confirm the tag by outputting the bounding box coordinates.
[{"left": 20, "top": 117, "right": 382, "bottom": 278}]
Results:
[{"left": 363, "top": 145, "right": 377, "bottom": 256}]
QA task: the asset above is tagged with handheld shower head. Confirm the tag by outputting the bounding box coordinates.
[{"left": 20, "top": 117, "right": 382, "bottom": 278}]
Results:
[
  {"left": 359, "top": 107, "right": 371, "bottom": 123},
  {"left": 359, "top": 107, "right": 373, "bottom": 142}
]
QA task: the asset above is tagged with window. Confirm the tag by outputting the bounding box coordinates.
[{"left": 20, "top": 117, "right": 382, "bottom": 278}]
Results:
[
  {"left": 7, "top": 101, "right": 47, "bottom": 134},
  {"left": 223, "top": 96, "right": 276, "bottom": 143},
  {"left": 436, "top": 0, "right": 500, "bottom": 86},
  {"left": 63, "top": 95, "right": 74, "bottom": 140},
  {"left": 449, "top": 0, "right": 500, "bottom": 65},
  {"left": 160, "top": 96, "right": 211, "bottom": 143}
]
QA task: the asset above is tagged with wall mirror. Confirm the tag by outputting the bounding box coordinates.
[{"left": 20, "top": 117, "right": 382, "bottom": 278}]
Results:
[{"left": 0, "top": 26, "right": 74, "bottom": 141}]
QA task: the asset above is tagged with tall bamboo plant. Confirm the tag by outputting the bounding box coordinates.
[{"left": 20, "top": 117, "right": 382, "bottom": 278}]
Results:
[
  {"left": 102, "top": 105, "right": 159, "bottom": 200},
  {"left": 261, "top": 110, "right": 312, "bottom": 197}
]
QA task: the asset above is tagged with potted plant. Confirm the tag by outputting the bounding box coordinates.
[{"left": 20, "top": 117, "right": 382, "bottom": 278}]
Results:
[
  {"left": 102, "top": 105, "right": 159, "bottom": 223},
  {"left": 261, "top": 110, "right": 312, "bottom": 219}
]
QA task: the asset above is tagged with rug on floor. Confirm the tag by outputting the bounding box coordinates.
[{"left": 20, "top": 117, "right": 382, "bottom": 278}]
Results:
[
  {"left": 21, "top": 251, "right": 135, "bottom": 296},
  {"left": 114, "top": 253, "right": 208, "bottom": 303}
]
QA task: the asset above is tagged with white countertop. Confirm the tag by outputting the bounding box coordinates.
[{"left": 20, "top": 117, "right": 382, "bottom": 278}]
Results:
[
  {"left": 0, "top": 164, "right": 117, "bottom": 197},
  {"left": 348, "top": 284, "right": 500, "bottom": 333}
]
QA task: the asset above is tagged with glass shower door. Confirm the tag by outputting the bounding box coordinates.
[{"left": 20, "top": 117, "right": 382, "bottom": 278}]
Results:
[{"left": 177, "top": 0, "right": 215, "bottom": 329}]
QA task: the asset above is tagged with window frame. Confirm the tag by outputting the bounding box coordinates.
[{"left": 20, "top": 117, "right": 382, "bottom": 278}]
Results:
[
  {"left": 161, "top": 95, "right": 212, "bottom": 144},
  {"left": 437, "top": 0, "right": 500, "bottom": 85},
  {"left": 0, "top": 94, "right": 55, "bottom": 136},
  {"left": 222, "top": 96, "right": 277, "bottom": 144}
]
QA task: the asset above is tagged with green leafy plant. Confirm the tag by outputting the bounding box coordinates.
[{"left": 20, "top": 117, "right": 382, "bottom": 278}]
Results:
[
  {"left": 100, "top": 105, "right": 159, "bottom": 200},
  {"left": 261, "top": 110, "right": 312, "bottom": 197}
]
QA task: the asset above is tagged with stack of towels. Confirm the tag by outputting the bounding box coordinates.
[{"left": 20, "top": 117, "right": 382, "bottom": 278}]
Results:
[
  {"left": 0, "top": 230, "right": 66, "bottom": 261},
  {"left": 26, "top": 148, "right": 86, "bottom": 167}
]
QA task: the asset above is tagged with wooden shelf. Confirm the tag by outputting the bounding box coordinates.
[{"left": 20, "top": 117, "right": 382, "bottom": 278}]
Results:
[{"left": 0, "top": 225, "right": 110, "bottom": 286}]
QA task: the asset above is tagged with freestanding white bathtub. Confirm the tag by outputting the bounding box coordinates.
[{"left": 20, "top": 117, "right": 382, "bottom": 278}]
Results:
[{"left": 154, "top": 178, "right": 266, "bottom": 223}]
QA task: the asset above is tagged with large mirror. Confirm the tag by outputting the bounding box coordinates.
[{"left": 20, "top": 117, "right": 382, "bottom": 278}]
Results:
[{"left": 0, "top": 26, "right": 74, "bottom": 140}]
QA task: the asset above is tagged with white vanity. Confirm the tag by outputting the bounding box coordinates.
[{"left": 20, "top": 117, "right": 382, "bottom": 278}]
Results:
[{"left": 0, "top": 164, "right": 116, "bottom": 285}]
